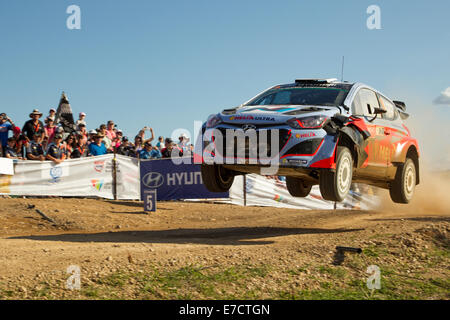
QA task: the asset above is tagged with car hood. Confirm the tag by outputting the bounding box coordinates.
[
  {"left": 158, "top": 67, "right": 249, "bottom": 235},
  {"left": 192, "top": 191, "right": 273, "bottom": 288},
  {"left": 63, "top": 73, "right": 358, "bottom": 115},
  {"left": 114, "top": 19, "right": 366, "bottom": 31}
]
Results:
[{"left": 220, "top": 105, "right": 338, "bottom": 125}]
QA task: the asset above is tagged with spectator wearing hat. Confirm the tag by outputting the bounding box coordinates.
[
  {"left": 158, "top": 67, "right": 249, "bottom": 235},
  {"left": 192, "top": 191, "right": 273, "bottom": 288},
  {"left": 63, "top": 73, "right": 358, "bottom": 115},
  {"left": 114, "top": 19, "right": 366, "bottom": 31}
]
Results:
[
  {"left": 177, "top": 133, "right": 190, "bottom": 154},
  {"left": 44, "top": 117, "right": 57, "bottom": 144},
  {"left": 87, "top": 129, "right": 97, "bottom": 145},
  {"left": 46, "top": 134, "right": 67, "bottom": 164},
  {"left": 26, "top": 132, "right": 45, "bottom": 161},
  {"left": 98, "top": 124, "right": 112, "bottom": 151},
  {"left": 88, "top": 133, "right": 108, "bottom": 156},
  {"left": 48, "top": 108, "right": 56, "bottom": 122},
  {"left": 0, "top": 113, "right": 16, "bottom": 156},
  {"left": 117, "top": 137, "right": 134, "bottom": 157},
  {"left": 22, "top": 109, "right": 45, "bottom": 141},
  {"left": 76, "top": 112, "right": 86, "bottom": 131},
  {"left": 70, "top": 132, "right": 88, "bottom": 159},
  {"left": 139, "top": 142, "right": 162, "bottom": 160},
  {"left": 4, "top": 137, "right": 25, "bottom": 160},
  {"left": 105, "top": 120, "right": 117, "bottom": 141}
]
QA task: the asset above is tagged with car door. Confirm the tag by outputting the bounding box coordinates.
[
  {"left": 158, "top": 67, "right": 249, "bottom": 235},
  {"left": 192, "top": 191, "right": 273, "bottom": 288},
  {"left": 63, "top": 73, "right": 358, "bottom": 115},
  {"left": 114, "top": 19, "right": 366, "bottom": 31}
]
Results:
[
  {"left": 351, "top": 88, "right": 388, "bottom": 178},
  {"left": 377, "top": 94, "right": 408, "bottom": 179}
]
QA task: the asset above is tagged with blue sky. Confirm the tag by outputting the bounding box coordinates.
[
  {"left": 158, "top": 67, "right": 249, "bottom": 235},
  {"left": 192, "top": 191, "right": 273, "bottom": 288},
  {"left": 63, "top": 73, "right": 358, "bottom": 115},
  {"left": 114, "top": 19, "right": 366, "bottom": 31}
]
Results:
[{"left": 0, "top": 0, "right": 449, "bottom": 152}]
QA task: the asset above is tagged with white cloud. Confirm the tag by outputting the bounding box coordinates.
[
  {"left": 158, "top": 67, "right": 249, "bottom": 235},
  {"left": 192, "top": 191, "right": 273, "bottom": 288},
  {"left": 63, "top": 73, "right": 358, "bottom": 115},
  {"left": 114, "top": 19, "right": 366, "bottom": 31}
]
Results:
[{"left": 433, "top": 87, "right": 450, "bottom": 105}]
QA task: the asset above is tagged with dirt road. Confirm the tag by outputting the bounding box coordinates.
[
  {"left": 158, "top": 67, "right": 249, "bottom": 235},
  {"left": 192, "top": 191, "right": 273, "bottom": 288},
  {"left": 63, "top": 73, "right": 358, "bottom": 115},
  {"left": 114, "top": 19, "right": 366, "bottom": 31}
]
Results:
[{"left": 0, "top": 198, "right": 448, "bottom": 299}]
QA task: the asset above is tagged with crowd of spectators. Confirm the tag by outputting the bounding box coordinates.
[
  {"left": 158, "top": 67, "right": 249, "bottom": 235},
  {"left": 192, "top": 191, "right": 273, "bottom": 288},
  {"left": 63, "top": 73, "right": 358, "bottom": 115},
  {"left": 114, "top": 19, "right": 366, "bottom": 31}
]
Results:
[{"left": 0, "top": 108, "right": 194, "bottom": 164}]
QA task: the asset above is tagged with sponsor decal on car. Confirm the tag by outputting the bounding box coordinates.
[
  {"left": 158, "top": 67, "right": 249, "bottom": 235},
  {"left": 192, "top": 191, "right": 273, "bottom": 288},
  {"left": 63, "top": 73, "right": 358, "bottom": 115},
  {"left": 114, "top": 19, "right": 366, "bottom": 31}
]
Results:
[
  {"left": 288, "top": 159, "right": 308, "bottom": 165},
  {"left": 229, "top": 115, "right": 275, "bottom": 121},
  {"left": 295, "top": 132, "right": 316, "bottom": 139}
]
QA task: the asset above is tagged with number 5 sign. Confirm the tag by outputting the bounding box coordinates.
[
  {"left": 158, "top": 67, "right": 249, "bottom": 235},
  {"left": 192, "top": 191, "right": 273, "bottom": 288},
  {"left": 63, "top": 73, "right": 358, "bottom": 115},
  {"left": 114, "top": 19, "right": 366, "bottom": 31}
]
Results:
[{"left": 144, "top": 189, "right": 157, "bottom": 213}]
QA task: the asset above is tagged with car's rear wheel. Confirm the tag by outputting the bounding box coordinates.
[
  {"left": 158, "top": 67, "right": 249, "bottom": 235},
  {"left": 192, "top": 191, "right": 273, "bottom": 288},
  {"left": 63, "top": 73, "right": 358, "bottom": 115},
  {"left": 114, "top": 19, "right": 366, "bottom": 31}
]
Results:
[
  {"left": 319, "top": 146, "right": 353, "bottom": 202},
  {"left": 201, "top": 164, "right": 235, "bottom": 193},
  {"left": 286, "top": 177, "right": 312, "bottom": 198},
  {"left": 389, "top": 158, "right": 416, "bottom": 204}
]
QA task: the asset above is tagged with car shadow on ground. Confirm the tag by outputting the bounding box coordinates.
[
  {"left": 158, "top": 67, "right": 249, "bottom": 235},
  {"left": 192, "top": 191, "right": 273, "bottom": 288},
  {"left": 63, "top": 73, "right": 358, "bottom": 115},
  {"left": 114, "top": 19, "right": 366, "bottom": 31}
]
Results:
[
  {"left": 368, "top": 217, "right": 450, "bottom": 223},
  {"left": 8, "top": 227, "right": 364, "bottom": 246}
]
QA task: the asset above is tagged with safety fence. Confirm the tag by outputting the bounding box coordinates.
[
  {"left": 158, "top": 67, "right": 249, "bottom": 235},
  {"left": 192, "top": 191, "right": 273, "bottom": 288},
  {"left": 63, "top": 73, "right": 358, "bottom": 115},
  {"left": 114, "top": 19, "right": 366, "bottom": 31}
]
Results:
[{"left": 0, "top": 155, "right": 378, "bottom": 209}]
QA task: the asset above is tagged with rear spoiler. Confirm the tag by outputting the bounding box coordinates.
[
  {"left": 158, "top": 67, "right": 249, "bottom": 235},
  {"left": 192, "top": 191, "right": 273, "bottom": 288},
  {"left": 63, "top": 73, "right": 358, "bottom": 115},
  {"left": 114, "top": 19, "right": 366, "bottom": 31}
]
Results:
[
  {"left": 393, "top": 100, "right": 406, "bottom": 112},
  {"left": 393, "top": 100, "right": 409, "bottom": 119}
]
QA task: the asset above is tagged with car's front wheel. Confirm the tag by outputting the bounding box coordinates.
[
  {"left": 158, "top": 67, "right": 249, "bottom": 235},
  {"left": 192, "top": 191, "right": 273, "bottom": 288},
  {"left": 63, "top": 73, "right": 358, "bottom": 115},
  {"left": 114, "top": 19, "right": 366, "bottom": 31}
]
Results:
[
  {"left": 389, "top": 158, "right": 416, "bottom": 204},
  {"left": 286, "top": 177, "right": 312, "bottom": 198},
  {"left": 319, "top": 146, "right": 353, "bottom": 202},
  {"left": 201, "top": 164, "right": 235, "bottom": 193}
]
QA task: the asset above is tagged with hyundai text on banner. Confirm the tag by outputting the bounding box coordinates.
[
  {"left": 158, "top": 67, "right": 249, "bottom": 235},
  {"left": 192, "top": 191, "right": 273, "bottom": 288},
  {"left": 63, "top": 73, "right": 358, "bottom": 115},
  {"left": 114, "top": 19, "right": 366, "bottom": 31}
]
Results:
[{"left": 140, "top": 158, "right": 229, "bottom": 201}]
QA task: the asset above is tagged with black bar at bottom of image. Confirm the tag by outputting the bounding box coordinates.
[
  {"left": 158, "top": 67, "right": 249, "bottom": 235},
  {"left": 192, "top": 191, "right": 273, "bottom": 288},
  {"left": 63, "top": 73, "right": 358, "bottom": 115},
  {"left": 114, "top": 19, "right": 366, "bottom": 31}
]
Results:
[{"left": 0, "top": 300, "right": 445, "bottom": 319}]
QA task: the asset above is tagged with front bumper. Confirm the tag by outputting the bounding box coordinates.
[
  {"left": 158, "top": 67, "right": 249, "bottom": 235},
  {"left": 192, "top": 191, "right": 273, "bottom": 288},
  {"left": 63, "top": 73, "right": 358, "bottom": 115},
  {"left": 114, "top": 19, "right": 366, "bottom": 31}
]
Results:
[{"left": 196, "top": 125, "right": 338, "bottom": 169}]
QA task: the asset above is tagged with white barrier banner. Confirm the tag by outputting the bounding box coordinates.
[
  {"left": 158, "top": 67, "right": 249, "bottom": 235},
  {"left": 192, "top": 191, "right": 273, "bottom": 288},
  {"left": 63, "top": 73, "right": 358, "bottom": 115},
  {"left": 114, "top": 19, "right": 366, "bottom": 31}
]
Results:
[
  {"left": 0, "top": 154, "right": 378, "bottom": 210},
  {"left": 0, "top": 158, "right": 14, "bottom": 175},
  {"left": 0, "top": 155, "right": 114, "bottom": 198},
  {"left": 115, "top": 154, "right": 140, "bottom": 200},
  {"left": 229, "top": 174, "right": 378, "bottom": 210}
]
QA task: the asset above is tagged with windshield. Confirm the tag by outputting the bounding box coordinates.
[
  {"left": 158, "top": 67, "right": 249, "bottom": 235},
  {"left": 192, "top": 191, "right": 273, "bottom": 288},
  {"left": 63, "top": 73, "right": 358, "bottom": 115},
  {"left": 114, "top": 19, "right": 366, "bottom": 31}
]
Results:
[{"left": 246, "top": 87, "right": 349, "bottom": 107}]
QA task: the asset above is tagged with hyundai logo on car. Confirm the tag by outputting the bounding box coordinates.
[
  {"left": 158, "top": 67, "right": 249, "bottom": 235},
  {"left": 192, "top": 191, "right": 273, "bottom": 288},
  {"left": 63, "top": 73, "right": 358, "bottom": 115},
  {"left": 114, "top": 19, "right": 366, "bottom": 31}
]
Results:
[{"left": 242, "top": 124, "right": 256, "bottom": 131}]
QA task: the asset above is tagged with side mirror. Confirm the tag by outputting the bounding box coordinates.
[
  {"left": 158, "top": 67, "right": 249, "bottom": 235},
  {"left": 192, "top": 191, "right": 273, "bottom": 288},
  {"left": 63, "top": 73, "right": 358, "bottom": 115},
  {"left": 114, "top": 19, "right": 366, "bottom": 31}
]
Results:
[
  {"left": 367, "top": 107, "right": 386, "bottom": 122},
  {"left": 373, "top": 107, "right": 387, "bottom": 115}
]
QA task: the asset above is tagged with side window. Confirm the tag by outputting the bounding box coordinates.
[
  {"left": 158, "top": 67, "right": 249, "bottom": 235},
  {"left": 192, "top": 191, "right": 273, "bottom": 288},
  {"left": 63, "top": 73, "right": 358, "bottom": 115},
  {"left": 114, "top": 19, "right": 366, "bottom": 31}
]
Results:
[
  {"left": 352, "top": 89, "right": 379, "bottom": 116},
  {"left": 378, "top": 96, "right": 396, "bottom": 120},
  {"left": 351, "top": 91, "right": 364, "bottom": 116},
  {"left": 359, "top": 89, "right": 379, "bottom": 116}
]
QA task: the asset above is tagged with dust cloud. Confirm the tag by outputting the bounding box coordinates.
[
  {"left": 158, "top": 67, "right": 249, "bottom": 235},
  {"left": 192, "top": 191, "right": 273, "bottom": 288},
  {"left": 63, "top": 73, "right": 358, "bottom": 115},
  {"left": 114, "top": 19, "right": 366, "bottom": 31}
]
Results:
[{"left": 376, "top": 100, "right": 450, "bottom": 215}]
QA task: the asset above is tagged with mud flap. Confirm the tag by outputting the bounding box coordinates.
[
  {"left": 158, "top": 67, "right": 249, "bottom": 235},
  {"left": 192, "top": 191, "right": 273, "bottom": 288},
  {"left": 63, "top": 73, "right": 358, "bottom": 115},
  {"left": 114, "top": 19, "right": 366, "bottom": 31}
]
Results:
[
  {"left": 324, "top": 115, "right": 371, "bottom": 169},
  {"left": 340, "top": 126, "right": 369, "bottom": 168}
]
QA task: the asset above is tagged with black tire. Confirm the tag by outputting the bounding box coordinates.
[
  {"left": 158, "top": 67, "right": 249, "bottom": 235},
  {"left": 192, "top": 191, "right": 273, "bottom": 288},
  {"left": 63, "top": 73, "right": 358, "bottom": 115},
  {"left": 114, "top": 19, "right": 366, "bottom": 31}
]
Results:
[
  {"left": 319, "top": 146, "right": 353, "bottom": 202},
  {"left": 286, "top": 177, "right": 312, "bottom": 198},
  {"left": 389, "top": 158, "right": 416, "bottom": 204},
  {"left": 201, "top": 164, "right": 235, "bottom": 193}
]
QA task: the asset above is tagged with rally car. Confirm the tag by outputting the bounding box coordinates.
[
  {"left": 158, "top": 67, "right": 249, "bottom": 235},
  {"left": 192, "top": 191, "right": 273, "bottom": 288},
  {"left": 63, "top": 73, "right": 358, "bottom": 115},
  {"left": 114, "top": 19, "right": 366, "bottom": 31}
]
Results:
[{"left": 197, "top": 79, "right": 420, "bottom": 204}]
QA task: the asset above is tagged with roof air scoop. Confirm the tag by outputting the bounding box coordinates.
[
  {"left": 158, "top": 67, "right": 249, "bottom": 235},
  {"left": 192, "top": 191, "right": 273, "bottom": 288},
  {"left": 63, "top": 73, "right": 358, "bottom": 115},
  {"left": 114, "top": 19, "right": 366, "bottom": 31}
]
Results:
[{"left": 295, "top": 78, "right": 338, "bottom": 85}]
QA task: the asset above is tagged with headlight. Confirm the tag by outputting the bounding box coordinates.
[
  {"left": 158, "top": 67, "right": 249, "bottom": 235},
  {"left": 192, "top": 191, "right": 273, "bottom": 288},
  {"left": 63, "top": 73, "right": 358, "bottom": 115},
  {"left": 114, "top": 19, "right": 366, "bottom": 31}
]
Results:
[
  {"left": 287, "top": 115, "right": 328, "bottom": 129},
  {"left": 206, "top": 114, "right": 222, "bottom": 128}
]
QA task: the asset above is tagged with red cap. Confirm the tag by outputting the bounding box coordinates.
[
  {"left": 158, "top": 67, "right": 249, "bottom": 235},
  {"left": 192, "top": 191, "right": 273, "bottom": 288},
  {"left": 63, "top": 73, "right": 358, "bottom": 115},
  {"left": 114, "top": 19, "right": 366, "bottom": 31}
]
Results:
[{"left": 13, "top": 126, "right": 21, "bottom": 135}]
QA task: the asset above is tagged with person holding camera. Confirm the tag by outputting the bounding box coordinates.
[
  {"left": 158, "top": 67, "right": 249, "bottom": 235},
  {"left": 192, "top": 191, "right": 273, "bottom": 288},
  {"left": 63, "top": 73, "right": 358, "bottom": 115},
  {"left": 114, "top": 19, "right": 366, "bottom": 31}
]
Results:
[
  {"left": 0, "top": 113, "right": 16, "bottom": 156},
  {"left": 117, "top": 137, "right": 134, "bottom": 157}
]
